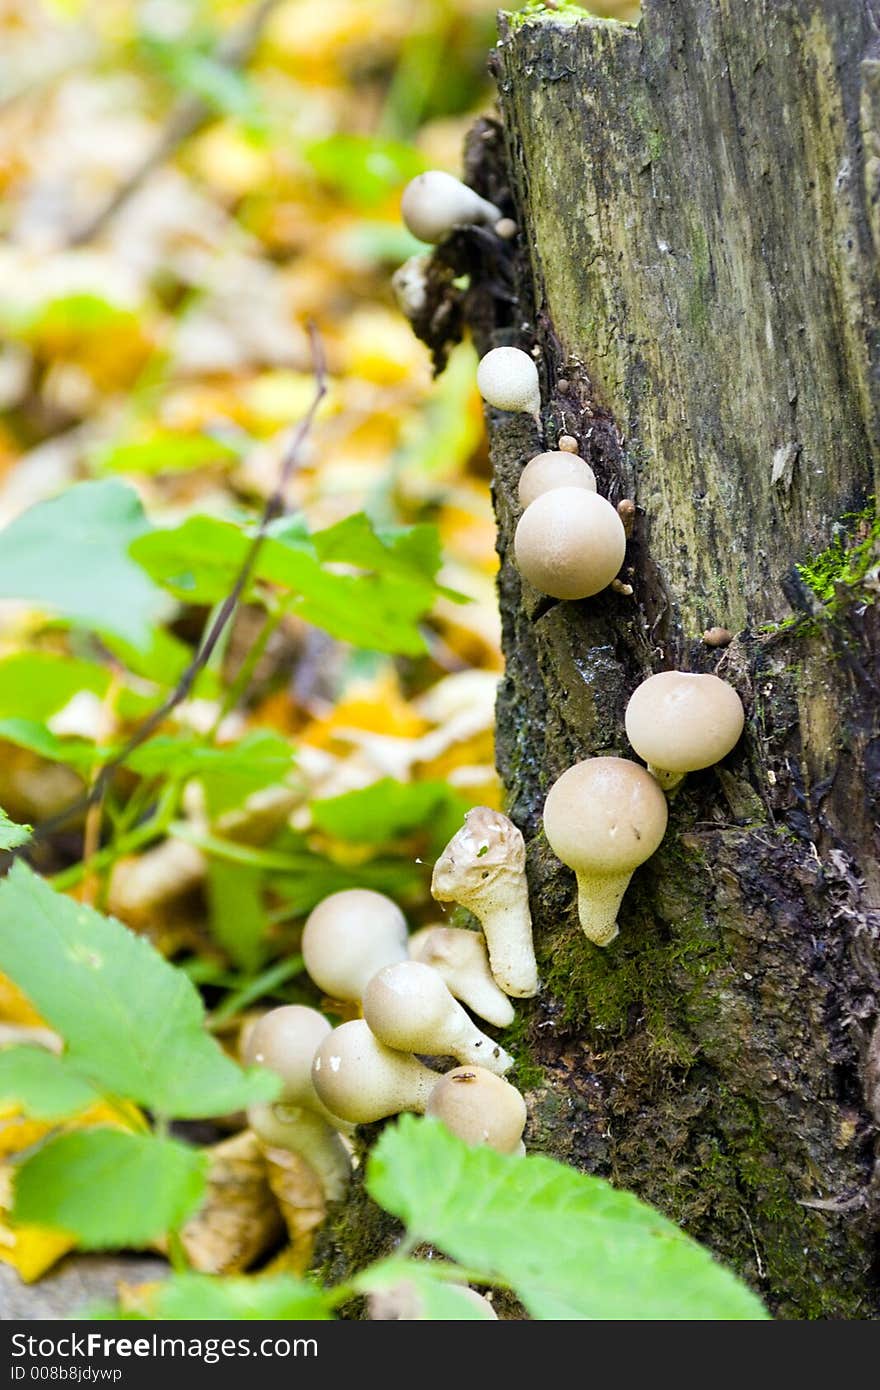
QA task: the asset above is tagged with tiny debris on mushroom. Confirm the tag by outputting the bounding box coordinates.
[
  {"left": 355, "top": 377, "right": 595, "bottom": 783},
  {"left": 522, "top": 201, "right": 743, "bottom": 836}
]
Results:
[
  {"left": 400, "top": 170, "right": 502, "bottom": 244},
  {"left": 301, "top": 889, "right": 408, "bottom": 1003},
  {"left": 514, "top": 488, "right": 627, "bottom": 600},
  {"left": 363, "top": 960, "right": 513, "bottom": 1075},
  {"left": 542, "top": 756, "right": 668, "bottom": 946},
  {"left": 476, "top": 346, "right": 542, "bottom": 420},
  {"left": 557, "top": 434, "right": 579, "bottom": 453},
  {"left": 625, "top": 670, "right": 746, "bottom": 792},
  {"left": 408, "top": 925, "right": 515, "bottom": 1028},
  {"left": 431, "top": 806, "right": 538, "bottom": 998},
  {"left": 427, "top": 1065, "right": 527, "bottom": 1154},
  {"left": 517, "top": 451, "right": 597, "bottom": 509},
  {"left": 311, "top": 1019, "right": 439, "bottom": 1124}
]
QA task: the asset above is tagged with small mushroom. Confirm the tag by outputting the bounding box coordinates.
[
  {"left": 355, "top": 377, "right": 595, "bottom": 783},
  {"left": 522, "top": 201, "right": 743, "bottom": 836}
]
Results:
[
  {"left": 514, "top": 488, "right": 627, "bottom": 599},
  {"left": 301, "top": 889, "right": 408, "bottom": 1003},
  {"left": 401, "top": 171, "right": 502, "bottom": 243},
  {"left": 557, "top": 434, "right": 580, "bottom": 453},
  {"left": 311, "top": 1019, "right": 439, "bottom": 1124},
  {"left": 542, "top": 757, "right": 668, "bottom": 946},
  {"left": 363, "top": 961, "right": 513, "bottom": 1075},
  {"left": 431, "top": 807, "right": 538, "bottom": 999},
  {"left": 242, "top": 1005, "right": 353, "bottom": 1201},
  {"left": 427, "top": 1065, "right": 527, "bottom": 1154},
  {"left": 408, "top": 926, "right": 515, "bottom": 1029},
  {"left": 476, "top": 346, "right": 541, "bottom": 420},
  {"left": 517, "top": 451, "right": 597, "bottom": 509},
  {"left": 625, "top": 671, "right": 746, "bottom": 792}
]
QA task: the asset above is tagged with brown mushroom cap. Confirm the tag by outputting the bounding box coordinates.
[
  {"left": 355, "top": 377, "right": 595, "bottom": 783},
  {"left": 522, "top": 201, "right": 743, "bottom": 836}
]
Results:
[
  {"left": 517, "top": 452, "right": 597, "bottom": 509},
  {"left": 514, "top": 488, "right": 626, "bottom": 600},
  {"left": 625, "top": 671, "right": 745, "bottom": 773},
  {"left": 542, "top": 756, "right": 668, "bottom": 875},
  {"left": 427, "top": 1066, "right": 527, "bottom": 1153},
  {"left": 302, "top": 888, "right": 408, "bottom": 1002}
]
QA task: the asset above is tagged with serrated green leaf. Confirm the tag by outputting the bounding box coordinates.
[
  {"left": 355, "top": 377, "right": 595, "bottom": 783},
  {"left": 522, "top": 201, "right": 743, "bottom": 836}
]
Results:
[
  {"left": 0, "top": 807, "right": 32, "bottom": 850},
  {"left": 125, "top": 730, "right": 293, "bottom": 817},
  {"left": 130, "top": 511, "right": 445, "bottom": 654},
  {"left": 0, "top": 1047, "right": 100, "bottom": 1119},
  {"left": 12, "top": 1129, "right": 207, "bottom": 1248},
  {"left": 310, "top": 778, "right": 472, "bottom": 849},
  {"left": 367, "top": 1117, "right": 769, "bottom": 1320},
  {"left": 0, "top": 863, "right": 279, "bottom": 1119},
  {"left": 144, "top": 1273, "right": 331, "bottom": 1321},
  {"left": 0, "top": 481, "right": 168, "bottom": 648}
]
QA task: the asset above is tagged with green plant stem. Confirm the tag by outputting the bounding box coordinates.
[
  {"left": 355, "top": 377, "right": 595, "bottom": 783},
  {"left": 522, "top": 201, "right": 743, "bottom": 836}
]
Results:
[
  {"left": 207, "top": 955, "right": 304, "bottom": 1030},
  {"left": 208, "top": 598, "right": 289, "bottom": 737},
  {"left": 51, "top": 781, "right": 182, "bottom": 892}
]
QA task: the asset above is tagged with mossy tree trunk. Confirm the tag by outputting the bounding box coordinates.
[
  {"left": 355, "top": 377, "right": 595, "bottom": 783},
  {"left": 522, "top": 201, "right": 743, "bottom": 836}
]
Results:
[{"left": 319, "top": 0, "right": 880, "bottom": 1319}]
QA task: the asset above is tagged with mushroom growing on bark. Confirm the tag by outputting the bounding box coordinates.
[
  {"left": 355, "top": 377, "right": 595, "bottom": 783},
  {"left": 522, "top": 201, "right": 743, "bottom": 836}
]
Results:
[
  {"left": 400, "top": 170, "right": 502, "bottom": 243},
  {"left": 542, "top": 757, "right": 668, "bottom": 946},
  {"left": 301, "top": 888, "right": 408, "bottom": 1003},
  {"left": 363, "top": 961, "right": 513, "bottom": 1075},
  {"left": 242, "top": 1005, "right": 353, "bottom": 1201},
  {"left": 427, "top": 1065, "right": 527, "bottom": 1154},
  {"left": 311, "top": 1019, "right": 439, "bottom": 1124},
  {"left": 514, "top": 488, "right": 627, "bottom": 600},
  {"left": 625, "top": 671, "right": 746, "bottom": 792},
  {"left": 408, "top": 925, "right": 515, "bottom": 1029},
  {"left": 517, "top": 451, "right": 597, "bottom": 508},
  {"left": 431, "top": 806, "right": 538, "bottom": 998},
  {"left": 476, "top": 347, "right": 542, "bottom": 420}
]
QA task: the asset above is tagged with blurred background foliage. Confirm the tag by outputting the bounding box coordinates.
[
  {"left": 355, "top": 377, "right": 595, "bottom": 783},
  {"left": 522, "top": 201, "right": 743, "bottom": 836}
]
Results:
[{"left": 0, "top": 0, "right": 639, "bottom": 1286}]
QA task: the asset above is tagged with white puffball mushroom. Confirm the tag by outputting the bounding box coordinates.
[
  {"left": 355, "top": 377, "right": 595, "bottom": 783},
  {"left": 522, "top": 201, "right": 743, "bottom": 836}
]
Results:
[
  {"left": 625, "top": 670, "right": 746, "bottom": 792},
  {"left": 517, "top": 451, "right": 597, "bottom": 509},
  {"left": 301, "top": 889, "right": 408, "bottom": 1002},
  {"left": 391, "top": 252, "right": 431, "bottom": 318},
  {"left": 476, "top": 346, "right": 541, "bottom": 420},
  {"left": 400, "top": 171, "right": 502, "bottom": 244},
  {"left": 514, "top": 488, "right": 627, "bottom": 600},
  {"left": 247, "top": 1101, "right": 352, "bottom": 1203},
  {"left": 427, "top": 1065, "right": 527, "bottom": 1154},
  {"left": 363, "top": 961, "right": 513, "bottom": 1076},
  {"left": 431, "top": 806, "right": 538, "bottom": 999},
  {"left": 311, "top": 1019, "right": 439, "bottom": 1124},
  {"left": 409, "top": 926, "right": 515, "bottom": 1029},
  {"left": 542, "top": 757, "right": 668, "bottom": 947}
]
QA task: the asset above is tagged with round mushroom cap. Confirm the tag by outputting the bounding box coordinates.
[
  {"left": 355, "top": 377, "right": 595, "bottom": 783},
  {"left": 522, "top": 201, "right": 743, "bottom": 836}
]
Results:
[
  {"left": 241, "top": 1005, "right": 330, "bottom": 1105},
  {"left": 302, "top": 889, "right": 408, "bottom": 1002},
  {"left": 625, "top": 671, "right": 745, "bottom": 773},
  {"left": 543, "top": 756, "right": 668, "bottom": 874},
  {"left": 362, "top": 960, "right": 456, "bottom": 1051},
  {"left": 311, "top": 1019, "right": 438, "bottom": 1123},
  {"left": 517, "top": 451, "right": 597, "bottom": 508},
  {"left": 476, "top": 346, "right": 541, "bottom": 415},
  {"left": 400, "top": 171, "right": 501, "bottom": 243},
  {"left": 514, "top": 488, "right": 626, "bottom": 600},
  {"left": 427, "top": 1066, "right": 526, "bottom": 1153}
]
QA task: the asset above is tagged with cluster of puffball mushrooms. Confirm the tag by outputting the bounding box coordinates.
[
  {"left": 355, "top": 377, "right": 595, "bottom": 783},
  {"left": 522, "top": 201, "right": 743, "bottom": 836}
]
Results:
[{"left": 239, "top": 171, "right": 748, "bottom": 1313}]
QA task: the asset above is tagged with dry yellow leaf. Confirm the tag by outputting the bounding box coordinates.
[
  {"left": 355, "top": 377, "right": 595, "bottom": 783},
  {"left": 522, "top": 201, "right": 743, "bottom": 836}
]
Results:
[{"left": 177, "top": 1131, "right": 284, "bottom": 1275}]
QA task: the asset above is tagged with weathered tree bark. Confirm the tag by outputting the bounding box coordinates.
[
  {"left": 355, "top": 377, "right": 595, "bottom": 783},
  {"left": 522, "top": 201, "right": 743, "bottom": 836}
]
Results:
[{"left": 317, "top": 0, "right": 880, "bottom": 1319}]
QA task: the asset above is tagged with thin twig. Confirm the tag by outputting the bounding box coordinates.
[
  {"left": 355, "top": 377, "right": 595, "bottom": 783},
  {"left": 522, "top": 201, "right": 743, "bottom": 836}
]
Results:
[
  {"left": 67, "top": 0, "right": 281, "bottom": 246},
  {"left": 12, "top": 323, "right": 327, "bottom": 857}
]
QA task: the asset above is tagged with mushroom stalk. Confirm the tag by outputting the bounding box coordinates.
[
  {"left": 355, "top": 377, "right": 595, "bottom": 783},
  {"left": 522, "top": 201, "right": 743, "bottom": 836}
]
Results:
[
  {"left": 408, "top": 926, "right": 515, "bottom": 1029},
  {"left": 571, "top": 870, "right": 635, "bottom": 946},
  {"left": 247, "top": 1103, "right": 352, "bottom": 1203},
  {"left": 431, "top": 807, "right": 538, "bottom": 998},
  {"left": 363, "top": 962, "right": 513, "bottom": 1076},
  {"left": 646, "top": 764, "right": 685, "bottom": 794}
]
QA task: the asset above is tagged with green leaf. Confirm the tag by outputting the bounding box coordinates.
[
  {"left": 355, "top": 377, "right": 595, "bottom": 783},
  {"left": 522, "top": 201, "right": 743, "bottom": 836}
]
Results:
[
  {"left": 94, "top": 432, "right": 242, "bottom": 477},
  {"left": 13, "top": 1129, "right": 207, "bottom": 1248},
  {"left": 0, "top": 807, "right": 31, "bottom": 850},
  {"left": 141, "top": 1273, "right": 331, "bottom": 1321},
  {"left": 0, "top": 1047, "right": 100, "bottom": 1119},
  {"left": 205, "top": 860, "right": 266, "bottom": 972},
  {"left": 0, "top": 653, "right": 110, "bottom": 721},
  {"left": 0, "top": 863, "right": 279, "bottom": 1119},
  {"left": 0, "top": 481, "right": 168, "bottom": 648},
  {"left": 311, "top": 778, "right": 472, "bottom": 849},
  {"left": 305, "top": 134, "right": 426, "bottom": 207},
  {"left": 131, "top": 511, "right": 447, "bottom": 655},
  {"left": 0, "top": 718, "right": 98, "bottom": 770},
  {"left": 125, "top": 731, "right": 294, "bottom": 817},
  {"left": 367, "top": 1117, "right": 769, "bottom": 1320}
]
